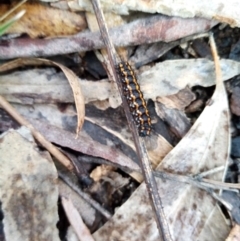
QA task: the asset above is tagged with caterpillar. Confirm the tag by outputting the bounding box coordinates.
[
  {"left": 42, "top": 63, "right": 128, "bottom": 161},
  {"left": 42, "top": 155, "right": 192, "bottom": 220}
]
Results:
[{"left": 116, "top": 61, "right": 152, "bottom": 137}]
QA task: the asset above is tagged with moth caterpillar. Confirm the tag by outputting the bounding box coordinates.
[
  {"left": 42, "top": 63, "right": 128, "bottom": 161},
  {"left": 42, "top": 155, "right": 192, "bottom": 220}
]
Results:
[{"left": 116, "top": 61, "right": 152, "bottom": 137}]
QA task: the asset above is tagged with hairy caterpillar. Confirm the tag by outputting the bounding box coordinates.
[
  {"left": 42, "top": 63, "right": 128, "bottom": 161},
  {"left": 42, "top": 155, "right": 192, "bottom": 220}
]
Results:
[{"left": 116, "top": 61, "right": 152, "bottom": 137}]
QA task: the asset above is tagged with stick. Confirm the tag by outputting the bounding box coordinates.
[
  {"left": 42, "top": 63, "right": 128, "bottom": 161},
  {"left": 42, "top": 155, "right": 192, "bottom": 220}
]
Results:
[
  {"left": 90, "top": 1, "right": 172, "bottom": 240},
  {"left": 0, "top": 95, "right": 74, "bottom": 171}
]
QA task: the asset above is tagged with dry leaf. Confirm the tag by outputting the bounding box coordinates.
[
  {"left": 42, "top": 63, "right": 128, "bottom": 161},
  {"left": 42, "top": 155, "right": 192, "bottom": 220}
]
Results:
[
  {"left": 140, "top": 59, "right": 240, "bottom": 100},
  {"left": 30, "top": 119, "right": 141, "bottom": 172},
  {"left": 0, "top": 15, "right": 215, "bottom": 59},
  {"left": 90, "top": 165, "right": 129, "bottom": 189},
  {"left": 155, "top": 102, "right": 191, "bottom": 138},
  {"left": 1, "top": 59, "right": 240, "bottom": 110},
  {"left": 0, "top": 128, "right": 59, "bottom": 241},
  {"left": 66, "top": 226, "right": 80, "bottom": 241},
  {"left": 0, "top": 3, "right": 86, "bottom": 38}
]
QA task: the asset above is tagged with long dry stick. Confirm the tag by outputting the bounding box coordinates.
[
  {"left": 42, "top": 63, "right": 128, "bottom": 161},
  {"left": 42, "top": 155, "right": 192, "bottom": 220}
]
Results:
[
  {"left": 0, "top": 95, "right": 74, "bottom": 171},
  {"left": 90, "top": 0, "right": 172, "bottom": 240}
]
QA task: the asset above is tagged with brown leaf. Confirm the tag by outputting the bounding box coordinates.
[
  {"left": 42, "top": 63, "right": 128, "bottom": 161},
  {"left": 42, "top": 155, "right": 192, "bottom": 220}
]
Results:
[
  {"left": 31, "top": 119, "right": 140, "bottom": 172},
  {"left": 0, "top": 3, "right": 86, "bottom": 38}
]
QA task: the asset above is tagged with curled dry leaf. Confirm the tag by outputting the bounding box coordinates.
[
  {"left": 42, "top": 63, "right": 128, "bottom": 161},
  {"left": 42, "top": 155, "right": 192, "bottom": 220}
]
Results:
[
  {"left": 0, "top": 3, "right": 86, "bottom": 38},
  {"left": 0, "top": 58, "right": 85, "bottom": 136},
  {"left": 61, "top": 196, "right": 95, "bottom": 241},
  {"left": 90, "top": 165, "right": 116, "bottom": 182},
  {"left": 92, "top": 38, "right": 231, "bottom": 240},
  {"left": 0, "top": 129, "right": 59, "bottom": 241}
]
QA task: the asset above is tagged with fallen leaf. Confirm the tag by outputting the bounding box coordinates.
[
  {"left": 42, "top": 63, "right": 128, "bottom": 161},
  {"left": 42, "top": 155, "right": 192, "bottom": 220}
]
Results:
[
  {"left": 140, "top": 59, "right": 240, "bottom": 100},
  {"left": 0, "top": 15, "right": 215, "bottom": 59},
  {"left": 0, "top": 128, "right": 59, "bottom": 241},
  {"left": 30, "top": 119, "right": 141, "bottom": 172},
  {"left": 1, "top": 59, "right": 240, "bottom": 110},
  {"left": 155, "top": 102, "right": 192, "bottom": 138}
]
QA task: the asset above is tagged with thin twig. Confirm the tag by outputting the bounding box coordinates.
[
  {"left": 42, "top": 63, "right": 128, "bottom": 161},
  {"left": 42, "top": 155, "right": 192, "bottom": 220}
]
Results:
[
  {"left": 0, "top": 0, "right": 27, "bottom": 22},
  {"left": 193, "top": 165, "right": 225, "bottom": 178},
  {"left": 0, "top": 95, "right": 74, "bottom": 171},
  {"left": 154, "top": 170, "right": 240, "bottom": 191},
  {"left": 58, "top": 171, "right": 112, "bottom": 219},
  {"left": 90, "top": 0, "right": 172, "bottom": 240}
]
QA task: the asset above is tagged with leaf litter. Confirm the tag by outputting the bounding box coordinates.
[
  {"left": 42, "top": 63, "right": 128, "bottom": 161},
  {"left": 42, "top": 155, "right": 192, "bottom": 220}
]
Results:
[{"left": 0, "top": 0, "right": 238, "bottom": 240}]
